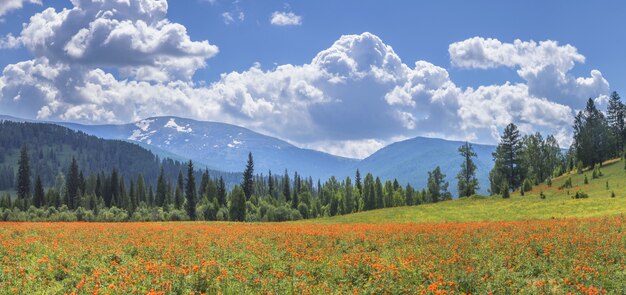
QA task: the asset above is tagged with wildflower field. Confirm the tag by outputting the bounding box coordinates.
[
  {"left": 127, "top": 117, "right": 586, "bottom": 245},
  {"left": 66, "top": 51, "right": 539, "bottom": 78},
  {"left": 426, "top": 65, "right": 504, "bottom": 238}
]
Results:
[{"left": 0, "top": 217, "right": 624, "bottom": 294}]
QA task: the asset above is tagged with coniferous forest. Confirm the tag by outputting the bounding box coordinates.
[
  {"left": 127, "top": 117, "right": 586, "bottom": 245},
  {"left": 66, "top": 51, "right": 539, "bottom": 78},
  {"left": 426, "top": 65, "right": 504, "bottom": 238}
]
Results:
[{"left": 1, "top": 93, "right": 625, "bottom": 222}]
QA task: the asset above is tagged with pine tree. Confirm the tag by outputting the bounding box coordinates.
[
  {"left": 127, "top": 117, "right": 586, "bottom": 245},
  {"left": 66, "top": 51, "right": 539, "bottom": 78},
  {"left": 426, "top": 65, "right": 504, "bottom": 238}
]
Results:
[
  {"left": 229, "top": 185, "right": 246, "bottom": 221},
  {"left": 428, "top": 166, "right": 451, "bottom": 202},
  {"left": 490, "top": 123, "right": 523, "bottom": 191},
  {"left": 374, "top": 177, "right": 383, "bottom": 209},
  {"left": 199, "top": 169, "right": 209, "bottom": 198},
  {"left": 573, "top": 98, "right": 612, "bottom": 167},
  {"left": 268, "top": 170, "right": 274, "bottom": 199},
  {"left": 363, "top": 173, "right": 375, "bottom": 210},
  {"left": 175, "top": 170, "right": 184, "bottom": 210},
  {"left": 16, "top": 145, "right": 30, "bottom": 209},
  {"left": 66, "top": 157, "right": 80, "bottom": 210},
  {"left": 456, "top": 142, "right": 479, "bottom": 198},
  {"left": 33, "top": 175, "right": 45, "bottom": 208},
  {"left": 606, "top": 91, "right": 625, "bottom": 156},
  {"left": 217, "top": 176, "right": 227, "bottom": 206},
  {"left": 282, "top": 169, "right": 291, "bottom": 202},
  {"left": 242, "top": 152, "right": 254, "bottom": 200},
  {"left": 156, "top": 166, "right": 167, "bottom": 207},
  {"left": 355, "top": 169, "right": 362, "bottom": 195},
  {"left": 185, "top": 160, "right": 197, "bottom": 220}
]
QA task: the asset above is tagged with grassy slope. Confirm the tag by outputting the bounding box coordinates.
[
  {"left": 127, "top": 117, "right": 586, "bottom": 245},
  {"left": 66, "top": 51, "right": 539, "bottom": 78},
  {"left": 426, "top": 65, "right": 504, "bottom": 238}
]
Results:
[{"left": 304, "top": 158, "right": 626, "bottom": 224}]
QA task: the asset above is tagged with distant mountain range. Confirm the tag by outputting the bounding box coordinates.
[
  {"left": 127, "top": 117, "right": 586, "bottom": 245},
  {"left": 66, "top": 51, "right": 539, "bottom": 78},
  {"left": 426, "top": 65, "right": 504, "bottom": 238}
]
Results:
[{"left": 0, "top": 114, "right": 496, "bottom": 195}]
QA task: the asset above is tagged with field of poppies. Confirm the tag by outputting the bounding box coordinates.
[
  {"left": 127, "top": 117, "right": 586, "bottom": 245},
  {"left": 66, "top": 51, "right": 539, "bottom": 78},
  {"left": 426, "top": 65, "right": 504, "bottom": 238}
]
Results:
[{"left": 0, "top": 216, "right": 624, "bottom": 294}]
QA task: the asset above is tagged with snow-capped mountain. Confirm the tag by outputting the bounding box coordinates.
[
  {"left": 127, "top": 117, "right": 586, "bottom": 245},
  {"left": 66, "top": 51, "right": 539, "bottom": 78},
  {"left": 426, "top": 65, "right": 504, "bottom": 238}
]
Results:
[
  {"left": 56, "top": 116, "right": 358, "bottom": 180},
  {"left": 1, "top": 114, "right": 497, "bottom": 196}
]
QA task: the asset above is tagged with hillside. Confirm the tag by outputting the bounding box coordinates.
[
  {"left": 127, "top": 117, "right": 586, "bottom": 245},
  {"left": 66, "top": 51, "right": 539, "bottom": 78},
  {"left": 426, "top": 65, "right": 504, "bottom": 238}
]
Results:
[
  {"left": 349, "top": 136, "right": 495, "bottom": 195},
  {"left": 55, "top": 116, "right": 358, "bottom": 180},
  {"left": 0, "top": 121, "right": 241, "bottom": 190},
  {"left": 307, "top": 158, "right": 626, "bottom": 223}
]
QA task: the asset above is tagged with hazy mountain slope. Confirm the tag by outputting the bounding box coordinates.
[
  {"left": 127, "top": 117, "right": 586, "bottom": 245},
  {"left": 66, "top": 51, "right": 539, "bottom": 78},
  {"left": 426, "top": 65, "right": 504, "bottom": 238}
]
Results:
[{"left": 351, "top": 137, "right": 495, "bottom": 196}]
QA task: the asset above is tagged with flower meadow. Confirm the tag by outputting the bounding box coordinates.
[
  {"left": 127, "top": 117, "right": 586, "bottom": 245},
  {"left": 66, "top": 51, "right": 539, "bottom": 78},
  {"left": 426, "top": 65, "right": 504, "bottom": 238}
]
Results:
[{"left": 0, "top": 217, "right": 624, "bottom": 294}]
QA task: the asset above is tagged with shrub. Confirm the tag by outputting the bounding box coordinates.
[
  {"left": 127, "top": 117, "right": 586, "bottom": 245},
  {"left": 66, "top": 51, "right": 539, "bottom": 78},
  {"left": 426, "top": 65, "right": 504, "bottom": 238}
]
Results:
[
  {"left": 572, "top": 191, "right": 589, "bottom": 199},
  {"left": 558, "top": 177, "right": 573, "bottom": 189}
]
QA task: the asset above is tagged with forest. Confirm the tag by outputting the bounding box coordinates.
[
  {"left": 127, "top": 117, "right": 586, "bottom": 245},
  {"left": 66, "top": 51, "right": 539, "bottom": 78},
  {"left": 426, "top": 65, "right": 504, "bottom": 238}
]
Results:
[{"left": 0, "top": 92, "right": 624, "bottom": 222}]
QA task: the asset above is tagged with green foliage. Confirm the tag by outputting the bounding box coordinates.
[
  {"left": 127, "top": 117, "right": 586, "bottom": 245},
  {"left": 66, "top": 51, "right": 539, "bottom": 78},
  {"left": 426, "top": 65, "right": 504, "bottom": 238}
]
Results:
[
  {"left": 229, "top": 185, "right": 246, "bottom": 222},
  {"left": 559, "top": 177, "right": 573, "bottom": 190},
  {"left": 501, "top": 182, "right": 510, "bottom": 199},
  {"left": 572, "top": 191, "right": 589, "bottom": 199},
  {"left": 573, "top": 99, "right": 613, "bottom": 167},
  {"left": 456, "top": 142, "right": 479, "bottom": 198},
  {"left": 584, "top": 175, "right": 589, "bottom": 185},
  {"left": 427, "top": 166, "right": 451, "bottom": 202}
]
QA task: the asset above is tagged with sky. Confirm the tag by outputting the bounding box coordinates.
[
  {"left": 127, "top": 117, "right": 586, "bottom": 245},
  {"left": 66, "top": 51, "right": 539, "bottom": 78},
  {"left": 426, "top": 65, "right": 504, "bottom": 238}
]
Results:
[{"left": 0, "top": 0, "right": 624, "bottom": 159}]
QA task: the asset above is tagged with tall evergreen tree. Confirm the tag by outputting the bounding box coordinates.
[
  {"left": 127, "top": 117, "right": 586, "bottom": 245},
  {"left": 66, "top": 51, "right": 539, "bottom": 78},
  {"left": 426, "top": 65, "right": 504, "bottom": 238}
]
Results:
[
  {"left": 242, "top": 152, "right": 254, "bottom": 200},
  {"left": 606, "top": 91, "right": 625, "bottom": 156},
  {"left": 428, "top": 166, "right": 451, "bottom": 202},
  {"left": 355, "top": 169, "right": 362, "bottom": 195},
  {"left": 268, "top": 170, "right": 274, "bottom": 199},
  {"left": 374, "top": 177, "right": 383, "bottom": 209},
  {"left": 573, "top": 98, "right": 612, "bottom": 167},
  {"left": 175, "top": 170, "right": 184, "bottom": 210},
  {"left": 33, "top": 175, "right": 45, "bottom": 208},
  {"left": 490, "top": 123, "right": 523, "bottom": 191},
  {"left": 199, "top": 168, "right": 209, "bottom": 198},
  {"left": 217, "top": 176, "right": 227, "bottom": 206},
  {"left": 16, "top": 145, "right": 30, "bottom": 209},
  {"left": 156, "top": 166, "right": 167, "bottom": 207},
  {"left": 457, "top": 142, "right": 479, "bottom": 198},
  {"left": 185, "top": 160, "right": 197, "bottom": 220},
  {"left": 282, "top": 169, "right": 291, "bottom": 202},
  {"left": 66, "top": 157, "right": 80, "bottom": 209},
  {"left": 363, "top": 173, "right": 375, "bottom": 210}
]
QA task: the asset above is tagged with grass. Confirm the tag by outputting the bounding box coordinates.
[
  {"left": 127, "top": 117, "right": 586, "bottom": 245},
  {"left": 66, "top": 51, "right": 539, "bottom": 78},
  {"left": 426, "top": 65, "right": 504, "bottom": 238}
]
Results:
[{"left": 303, "top": 158, "right": 626, "bottom": 224}]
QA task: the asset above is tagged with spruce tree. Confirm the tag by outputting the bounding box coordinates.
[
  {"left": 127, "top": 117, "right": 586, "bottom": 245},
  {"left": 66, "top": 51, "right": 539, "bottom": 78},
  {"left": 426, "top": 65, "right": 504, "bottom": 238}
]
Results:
[
  {"left": 242, "top": 152, "right": 254, "bottom": 200},
  {"left": 16, "top": 145, "right": 30, "bottom": 209},
  {"left": 606, "top": 91, "right": 625, "bottom": 155},
  {"left": 573, "top": 98, "right": 612, "bottom": 167},
  {"left": 456, "top": 142, "right": 479, "bottom": 198},
  {"left": 33, "top": 175, "right": 45, "bottom": 208},
  {"left": 156, "top": 166, "right": 167, "bottom": 207},
  {"left": 217, "top": 176, "right": 226, "bottom": 206},
  {"left": 282, "top": 169, "right": 291, "bottom": 202},
  {"left": 66, "top": 157, "right": 80, "bottom": 209},
  {"left": 185, "top": 160, "right": 197, "bottom": 220},
  {"left": 427, "top": 166, "right": 451, "bottom": 202},
  {"left": 490, "top": 123, "right": 523, "bottom": 191},
  {"left": 175, "top": 170, "right": 184, "bottom": 210}
]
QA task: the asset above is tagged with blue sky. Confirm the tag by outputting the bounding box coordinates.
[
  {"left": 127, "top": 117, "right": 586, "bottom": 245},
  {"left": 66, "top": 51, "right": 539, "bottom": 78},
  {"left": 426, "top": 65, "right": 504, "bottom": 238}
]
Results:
[{"left": 0, "top": 0, "right": 623, "bottom": 158}]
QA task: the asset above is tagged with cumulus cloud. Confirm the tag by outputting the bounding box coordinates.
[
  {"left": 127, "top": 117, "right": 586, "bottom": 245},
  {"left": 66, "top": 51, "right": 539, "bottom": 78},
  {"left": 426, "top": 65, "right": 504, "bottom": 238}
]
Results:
[
  {"left": 0, "top": 1, "right": 611, "bottom": 159},
  {"left": 0, "top": 0, "right": 41, "bottom": 17},
  {"left": 270, "top": 11, "right": 301, "bottom": 26},
  {"left": 11, "top": 0, "right": 218, "bottom": 82},
  {"left": 449, "top": 37, "right": 609, "bottom": 105}
]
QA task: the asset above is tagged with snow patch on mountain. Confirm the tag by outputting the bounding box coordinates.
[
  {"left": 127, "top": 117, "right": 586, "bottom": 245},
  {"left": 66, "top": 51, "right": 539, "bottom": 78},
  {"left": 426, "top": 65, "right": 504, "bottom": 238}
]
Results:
[
  {"left": 135, "top": 119, "right": 154, "bottom": 132},
  {"left": 164, "top": 118, "right": 193, "bottom": 133}
]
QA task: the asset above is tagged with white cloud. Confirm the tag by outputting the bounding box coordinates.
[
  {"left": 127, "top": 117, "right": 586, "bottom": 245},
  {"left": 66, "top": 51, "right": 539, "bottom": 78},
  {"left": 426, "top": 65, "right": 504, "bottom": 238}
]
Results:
[
  {"left": 0, "top": 0, "right": 41, "bottom": 17},
  {"left": 270, "top": 11, "right": 301, "bottom": 26},
  {"left": 0, "top": 10, "right": 611, "bottom": 159},
  {"left": 13, "top": 0, "right": 218, "bottom": 82},
  {"left": 222, "top": 11, "right": 244, "bottom": 25},
  {"left": 449, "top": 37, "right": 609, "bottom": 105}
]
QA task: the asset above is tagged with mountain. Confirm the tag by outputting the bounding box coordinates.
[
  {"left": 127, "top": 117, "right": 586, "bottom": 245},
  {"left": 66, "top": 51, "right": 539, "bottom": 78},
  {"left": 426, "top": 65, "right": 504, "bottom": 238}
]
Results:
[
  {"left": 54, "top": 116, "right": 358, "bottom": 180},
  {"left": 349, "top": 137, "right": 495, "bottom": 196},
  {"left": 0, "top": 120, "right": 241, "bottom": 190},
  {"left": 1, "top": 114, "right": 497, "bottom": 196}
]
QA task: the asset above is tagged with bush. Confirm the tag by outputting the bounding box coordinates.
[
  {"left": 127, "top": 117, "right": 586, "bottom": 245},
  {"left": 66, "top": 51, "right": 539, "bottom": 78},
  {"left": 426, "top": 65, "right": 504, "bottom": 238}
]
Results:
[
  {"left": 546, "top": 178, "right": 552, "bottom": 187},
  {"left": 559, "top": 177, "right": 573, "bottom": 189},
  {"left": 297, "top": 203, "right": 309, "bottom": 219},
  {"left": 584, "top": 175, "right": 589, "bottom": 185},
  {"left": 572, "top": 191, "right": 589, "bottom": 199},
  {"left": 539, "top": 191, "right": 546, "bottom": 199}
]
